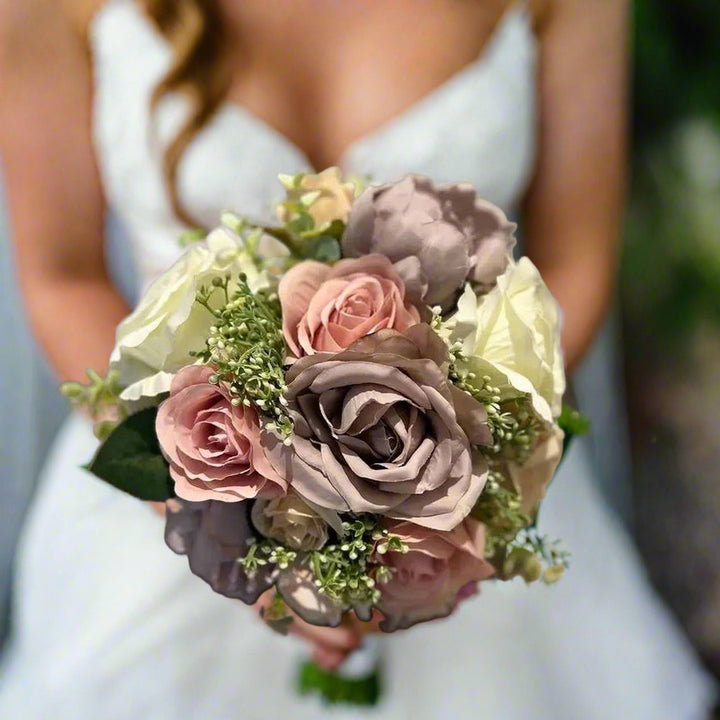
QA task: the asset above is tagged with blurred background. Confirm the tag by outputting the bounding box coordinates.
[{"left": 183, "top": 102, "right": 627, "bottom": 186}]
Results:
[{"left": 0, "top": 0, "right": 718, "bottom": 684}]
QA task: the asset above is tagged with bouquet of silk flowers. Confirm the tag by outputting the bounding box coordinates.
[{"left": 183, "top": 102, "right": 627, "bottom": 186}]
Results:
[{"left": 63, "top": 170, "right": 584, "bottom": 705}]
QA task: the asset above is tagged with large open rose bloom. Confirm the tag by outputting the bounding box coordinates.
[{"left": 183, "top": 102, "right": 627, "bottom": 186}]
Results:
[
  {"left": 109, "top": 228, "right": 269, "bottom": 410},
  {"left": 156, "top": 365, "right": 286, "bottom": 502},
  {"left": 341, "top": 175, "right": 516, "bottom": 309},
  {"left": 377, "top": 519, "right": 494, "bottom": 631},
  {"left": 266, "top": 325, "right": 491, "bottom": 531},
  {"left": 279, "top": 255, "right": 420, "bottom": 358}
]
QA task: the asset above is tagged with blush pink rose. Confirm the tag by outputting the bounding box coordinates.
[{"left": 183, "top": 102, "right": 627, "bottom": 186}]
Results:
[
  {"left": 377, "top": 518, "right": 494, "bottom": 631},
  {"left": 156, "top": 365, "right": 286, "bottom": 502},
  {"left": 279, "top": 254, "right": 421, "bottom": 359}
]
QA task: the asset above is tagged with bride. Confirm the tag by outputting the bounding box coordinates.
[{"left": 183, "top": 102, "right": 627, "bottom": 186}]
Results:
[{"left": 0, "top": 0, "right": 715, "bottom": 717}]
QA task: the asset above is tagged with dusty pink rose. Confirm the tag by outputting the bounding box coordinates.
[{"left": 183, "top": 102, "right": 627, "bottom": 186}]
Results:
[
  {"left": 279, "top": 254, "right": 420, "bottom": 359},
  {"left": 377, "top": 518, "right": 494, "bottom": 631},
  {"left": 156, "top": 365, "right": 286, "bottom": 502}
]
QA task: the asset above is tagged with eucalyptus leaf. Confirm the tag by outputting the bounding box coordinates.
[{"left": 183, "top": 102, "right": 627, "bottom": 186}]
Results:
[
  {"left": 88, "top": 407, "right": 175, "bottom": 501},
  {"left": 305, "top": 235, "right": 341, "bottom": 263}
]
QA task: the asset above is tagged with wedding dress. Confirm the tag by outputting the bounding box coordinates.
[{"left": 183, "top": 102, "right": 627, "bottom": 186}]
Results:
[{"left": 0, "top": 2, "right": 715, "bottom": 718}]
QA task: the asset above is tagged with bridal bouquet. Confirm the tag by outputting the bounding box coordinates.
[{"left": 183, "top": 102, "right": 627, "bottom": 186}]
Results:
[{"left": 63, "top": 169, "right": 578, "bottom": 703}]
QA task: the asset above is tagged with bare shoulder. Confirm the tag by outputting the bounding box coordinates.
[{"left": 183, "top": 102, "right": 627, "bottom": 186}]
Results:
[{"left": 0, "top": 0, "right": 105, "bottom": 48}]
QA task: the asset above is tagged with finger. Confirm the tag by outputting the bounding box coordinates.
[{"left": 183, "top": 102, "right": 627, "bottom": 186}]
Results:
[
  {"left": 312, "top": 644, "right": 350, "bottom": 672},
  {"left": 290, "top": 618, "right": 361, "bottom": 652}
]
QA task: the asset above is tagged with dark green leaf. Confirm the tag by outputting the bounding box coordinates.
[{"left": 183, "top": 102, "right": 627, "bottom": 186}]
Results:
[
  {"left": 305, "top": 235, "right": 341, "bottom": 263},
  {"left": 558, "top": 404, "right": 591, "bottom": 458},
  {"left": 88, "top": 407, "right": 175, "bottom": 501}
]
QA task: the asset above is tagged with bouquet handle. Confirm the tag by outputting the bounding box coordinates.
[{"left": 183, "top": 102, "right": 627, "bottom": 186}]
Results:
[{"left": 297, "top": 637, "right": 383, "bottom": 706}]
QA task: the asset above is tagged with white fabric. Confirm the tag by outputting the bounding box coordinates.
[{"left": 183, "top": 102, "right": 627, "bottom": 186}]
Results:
[{"left": 0, "top": 1, "right": 715, "bottom": 718}]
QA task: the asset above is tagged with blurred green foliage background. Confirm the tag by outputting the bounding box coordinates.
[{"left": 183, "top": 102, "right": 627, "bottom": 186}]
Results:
[
  {"left": 627, "top": 0, "right": 720, "bottom": 349},
  {"left": 626, "top": 0, "right": 720, "bottom": 680}
]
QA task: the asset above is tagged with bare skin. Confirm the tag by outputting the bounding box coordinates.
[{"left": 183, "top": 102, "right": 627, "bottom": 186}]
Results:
[{"left": 0, "top": 0, "right": 629, "bottom": 671}]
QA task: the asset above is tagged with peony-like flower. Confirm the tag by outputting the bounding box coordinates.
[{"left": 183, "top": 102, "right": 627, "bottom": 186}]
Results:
[
  {"left": 279, "top": 255, "right": 420, "bottom": 359},
  {"left": 265, "top": 325, "right": 491, "bottom": 531},
  {"left": 110, "top": 227, "right": 269, "bottom": 410},
  {"left": 377, "top": 518, "right": 494, "bottom": 631},
  {"left": 450, "top": 259, "right": 566, "bottom": 417},
  {"left": 278, "top": 167, "right": 356, "bottom": 230},
  {"left": 341, "top": 175, "right": 516, "bottom": 310},
  {"left": 251, "top": 492, "right": 329, "bottom": 551},
  {"left": 156, "top": 365, "right": 286, "bottom": 502},
  {"left": 164, "top": 498, "right": 274, "bottom": 604}
]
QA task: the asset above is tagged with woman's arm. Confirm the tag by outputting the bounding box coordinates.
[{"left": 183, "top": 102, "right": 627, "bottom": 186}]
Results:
[
  {"left": 0, "top": 0, "right": 129, "bottom": 382},
  {"left": 523, "top": 0, "right": 630, "bottom": 371}
]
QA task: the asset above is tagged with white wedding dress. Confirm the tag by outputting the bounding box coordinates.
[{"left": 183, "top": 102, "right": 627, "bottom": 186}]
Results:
[{"left": 0, "top": 2, "right": 716, "bottom": 718}]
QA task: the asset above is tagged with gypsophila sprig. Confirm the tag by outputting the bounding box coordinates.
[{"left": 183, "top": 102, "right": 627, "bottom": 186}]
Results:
[
  {"left": 238, "top": 515, "right": 408, "bottom": 608},
  {"left": 472, "top": 471, "right": 531, "bottom": 556},
  {"left": 192, "top": 274, "right": 293, "bottom": 440},
  {"left": 448, "top": 351, "right": 541, "bottom": 462},
  {"left": 60, "top": 369, "right": 126, "bottom": 439},
  {"left": 309, "top": 516, "right": 407, "bottom": 606}
]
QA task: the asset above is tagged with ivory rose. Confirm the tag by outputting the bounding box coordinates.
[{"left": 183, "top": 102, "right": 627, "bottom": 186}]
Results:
[
  {"left": 251, "top": 492, "right": 329, "bottom": 551},
  {"left": 279, "top": 255, "right": 420, "bottom": 358},
  {"left": 341, "top": 174, "right": 516, "bottom": 309},
  {"left": 265, "top": 326, "right": 491, "bottom": 531},
  {"left": 110, "top": 227, "right": 269, "bottom": 410},
  {"left": 156, "top": 365, "right": 286, "bottom": 502},
  {"left": 451, "top": 259, "right": 566, "bottom": 417},
  {"left": 377, "top": 519, "right": 494, "bottom": 631},
  {"left": 278, "top": 167, "right": 356, "bottom": 230}
]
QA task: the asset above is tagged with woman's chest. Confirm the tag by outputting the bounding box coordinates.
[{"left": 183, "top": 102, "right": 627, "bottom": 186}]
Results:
[
  {"left": 90, "top": 0, "right": 538, "bottom": 255},
  {"left": 222, "top": 0, "right": 513, "bottom": 170}
]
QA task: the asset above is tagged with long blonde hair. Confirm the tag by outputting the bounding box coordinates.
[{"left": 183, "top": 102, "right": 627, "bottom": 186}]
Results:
[{"left": 144, "top": 0, "right": 230, "bottom": 226}]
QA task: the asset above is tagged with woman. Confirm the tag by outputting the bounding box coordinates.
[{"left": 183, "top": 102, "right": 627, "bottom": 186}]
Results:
[{"left": 0, "top": 0, "right": 715, "bottom": 717}]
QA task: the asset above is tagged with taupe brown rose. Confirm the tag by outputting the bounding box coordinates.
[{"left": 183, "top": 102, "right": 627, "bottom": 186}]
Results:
[
  {"left": 341, "top": 175, "right": 516, "bottom": 309},
  {"left": 266, "top": 326, "right": 491, "bottom": 531}
]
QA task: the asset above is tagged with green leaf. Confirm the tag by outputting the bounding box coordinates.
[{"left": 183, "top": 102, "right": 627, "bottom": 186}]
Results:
[
  {"left": 88, "top": 407, "right": 175, "bottom": 501},
  {"left": 305, "top": 235, "right": 341, "bottom": 263},
  {"left": 557, "top": 404, "right": 591, "bottom": 458}
]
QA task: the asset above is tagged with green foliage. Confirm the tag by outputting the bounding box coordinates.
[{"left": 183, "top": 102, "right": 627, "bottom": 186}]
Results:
[
  {"left": 239, "top": 515, "right": 408, "bottom": 609},
  {"left": 193, "top": 274, "right": 293, "bottom": 440},
  {"left": 634, "top": 0, "right": 720, "bottom": 150},
  {"left": 60, "top": 369, "right": 125, "bottom": 428},
  {"left": 88, "top": 408, "right": 174, "bottom": 501}
]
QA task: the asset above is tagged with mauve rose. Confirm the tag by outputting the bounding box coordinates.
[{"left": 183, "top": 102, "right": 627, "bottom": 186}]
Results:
[
  {"left": 265, "top": 325, "right": 491, "bottom": 531},
  {"left": 279, "top": 255, "right": 420, "bottom": 359},
  {"left": 164, "top": 498, "right": 274, "bottom": 604},
  {"left": 341, "top": 175, "right": 516, "bottom": 310},
  {"left": 377, "top": 518, "right": 494, "bottom": 631},
  {"left": 156, "top": 365, "right": 286, "bottom": 502}
]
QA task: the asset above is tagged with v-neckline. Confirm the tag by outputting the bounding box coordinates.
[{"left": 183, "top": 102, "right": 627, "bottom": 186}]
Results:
[
  {"left": 94, "top": 0, "right": 528, "bottom": 173},
  {"left": 220, "top": 3, "right": 526, "bottom": 173}
]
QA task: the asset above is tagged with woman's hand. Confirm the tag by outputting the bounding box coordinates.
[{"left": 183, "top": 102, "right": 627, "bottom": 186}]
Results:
[{"left": 253, "top": 591, "right": 365, "bottom": 671}]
